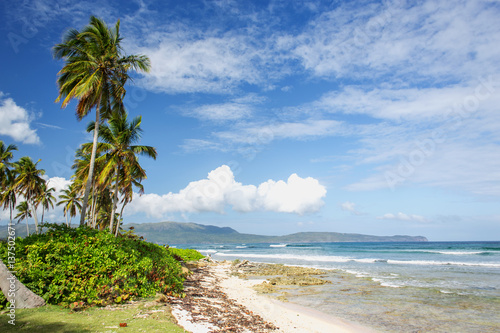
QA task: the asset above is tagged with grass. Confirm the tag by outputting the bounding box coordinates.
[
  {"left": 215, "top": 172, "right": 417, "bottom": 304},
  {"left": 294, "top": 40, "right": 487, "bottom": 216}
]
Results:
[{"left": 0, "top": 297, "right": 188, "bottom": 333}]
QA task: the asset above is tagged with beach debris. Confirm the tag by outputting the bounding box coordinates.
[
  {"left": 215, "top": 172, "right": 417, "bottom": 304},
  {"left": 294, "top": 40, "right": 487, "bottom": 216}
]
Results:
[{"left": 169, "top": 264, "right": 278, "bottom": 332}]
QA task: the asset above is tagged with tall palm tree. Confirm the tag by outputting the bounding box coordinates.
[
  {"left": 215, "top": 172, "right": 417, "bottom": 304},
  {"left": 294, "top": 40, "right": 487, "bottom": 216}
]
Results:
[
  {"left": 14, "top": 157, "right": 45, "bottom": 234},
  {"left": 88, "top": 111, "right": 157, "bottom": 235},
  {"left": 0, "top": 169, "right": 18, "bottom": 227},
  {"left": 37, "top": 183, "right": 56, "bottom": 223},
  {"left": 0, "top": 141, "right": 17, "bottom": 185},
  {"left": 57, "top": 183, "right": 82, "bottom": 227},
  {"left": 53, "top": 15, "right": 151, "bottom": 227},
  {"left": 15, "top": 201, "right": 32, "bottom": 236}
]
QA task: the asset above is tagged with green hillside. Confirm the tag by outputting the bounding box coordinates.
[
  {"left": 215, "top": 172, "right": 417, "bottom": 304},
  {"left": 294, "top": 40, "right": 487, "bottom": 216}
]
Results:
[
  {"left": 123, "top": 221, "right": 428, "bottom": 244},
  {"left": 0, "top": 221, "right": 428, "bottom": 244}
]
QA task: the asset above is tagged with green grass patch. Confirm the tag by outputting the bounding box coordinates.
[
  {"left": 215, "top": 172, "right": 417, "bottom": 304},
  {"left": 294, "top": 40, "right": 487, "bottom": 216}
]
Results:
[{"left": 0, "top": 298, "right": 188, "bottom": 333}]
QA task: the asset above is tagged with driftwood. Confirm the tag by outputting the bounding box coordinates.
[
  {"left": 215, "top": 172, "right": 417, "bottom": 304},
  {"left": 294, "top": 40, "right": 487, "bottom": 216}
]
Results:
[{"left": 0, "top": 260, "right": 45, "bottom": 308}]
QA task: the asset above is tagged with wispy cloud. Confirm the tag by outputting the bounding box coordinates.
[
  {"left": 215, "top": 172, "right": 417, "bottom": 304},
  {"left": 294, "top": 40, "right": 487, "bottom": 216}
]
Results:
[
  {"left": 340, "top": 201, "right": 364, "bottom": 215},
  {"left": 377, "top": 212, "right": 429, "bottom": 223},
  {"left": 281, "top": 0, "right": 500, "bottom": 83}
]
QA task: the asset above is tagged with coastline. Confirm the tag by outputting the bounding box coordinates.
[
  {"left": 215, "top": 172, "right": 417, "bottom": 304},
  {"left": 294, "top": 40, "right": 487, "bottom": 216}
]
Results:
[{"left": 170, "top": 261, "right": 377, "bottom": 333}]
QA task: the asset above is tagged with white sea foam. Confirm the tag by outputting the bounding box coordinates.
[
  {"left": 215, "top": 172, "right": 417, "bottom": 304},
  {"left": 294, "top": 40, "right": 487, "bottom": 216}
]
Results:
[
  {"left": 213, "top": 251, "right": 500, "bottom": 268},
  {"left": 269, "top": 244, "right": 287, "bottom": 248}
]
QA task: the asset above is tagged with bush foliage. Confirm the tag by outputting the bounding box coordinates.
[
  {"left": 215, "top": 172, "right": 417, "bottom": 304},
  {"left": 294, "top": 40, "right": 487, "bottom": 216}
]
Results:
[
  {"left": 168, "top": 247, "right": 205, "bottom": 262},
  {"left": 0, "top": 224, "right": 193, "bottom": 308}
]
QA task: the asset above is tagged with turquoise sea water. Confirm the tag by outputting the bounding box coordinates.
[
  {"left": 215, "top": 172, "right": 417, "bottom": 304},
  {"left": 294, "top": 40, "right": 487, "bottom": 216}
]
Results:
[{"left": 189, "top": 241, "right": 500, "bottom": 332}]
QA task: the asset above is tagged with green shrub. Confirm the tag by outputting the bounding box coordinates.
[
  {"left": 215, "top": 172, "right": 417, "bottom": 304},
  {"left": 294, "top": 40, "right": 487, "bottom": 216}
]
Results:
[
  {"left": 168, "top": 248, "right": 205, "bottom": 262},
  {"left": 0, "top": 224, "right": 186, "bottom": 308}
]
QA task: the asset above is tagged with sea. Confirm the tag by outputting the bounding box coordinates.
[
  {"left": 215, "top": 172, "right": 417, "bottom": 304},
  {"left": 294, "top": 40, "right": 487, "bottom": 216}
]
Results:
[{"left": 186, "top": 241, "right": 500, "bottom": 332}]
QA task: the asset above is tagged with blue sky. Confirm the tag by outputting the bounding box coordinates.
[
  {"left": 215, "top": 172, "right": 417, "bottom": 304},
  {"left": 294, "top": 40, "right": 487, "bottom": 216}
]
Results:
[{"left": 1, "top": 0, "right": 499, "bottom": 241}]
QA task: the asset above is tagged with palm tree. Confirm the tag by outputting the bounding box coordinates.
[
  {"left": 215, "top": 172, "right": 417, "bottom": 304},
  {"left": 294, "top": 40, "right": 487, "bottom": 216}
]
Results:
[
  {"left": 0, "top": 169, "right": 18, "bottom": 227},
  {"left": 89, "top": 111, "right": 157, "bottom": 235},
  {"left": 15, "top": 201, "right": 32, "bottom": 236},
  {"left": 37, "top": 183, "right": 56, "bottom": 223},
  {"left": 53, "top": 16, "right": 151, "bottom": 227},
  {"left": 57, "top": 183, "right": 82, "bottom": 227},
  {"left": 0, "top": 141, "right": 17, "bottom": 185},
  {"left": 14, "top": 157, "right": 45, "bottom": 234}
]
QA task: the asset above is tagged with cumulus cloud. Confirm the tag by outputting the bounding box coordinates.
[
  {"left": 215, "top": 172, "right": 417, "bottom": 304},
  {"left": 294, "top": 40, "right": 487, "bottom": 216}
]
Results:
[
  {"left": 377, "top": 212, "right": 429, "bottom": 223},
  {"left": 0, "top": 93, "right": 40, "bottom": 144},
  {"left": 125, "top": 165, "right": 326, "bottom": 218}
]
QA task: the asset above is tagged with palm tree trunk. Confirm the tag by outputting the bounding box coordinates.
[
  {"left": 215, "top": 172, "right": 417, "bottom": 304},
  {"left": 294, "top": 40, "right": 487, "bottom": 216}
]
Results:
[
  {"left": 115, "top": 200, "right": 127, "bottom": 237},
  {"left": 79, "top": 100, "right": 101, "bottom": 226},
  {"left": 109, "top": 167, "right": 119, "bottom": 235},
  {"left": 91, "top": 193, "right": 98, "bottom": 229},
  {"left": 30, "top": 199, "right": 39, "bottom": 235},
  {"left": 25, "top": 217, "right": 29, "bottom": 237}
]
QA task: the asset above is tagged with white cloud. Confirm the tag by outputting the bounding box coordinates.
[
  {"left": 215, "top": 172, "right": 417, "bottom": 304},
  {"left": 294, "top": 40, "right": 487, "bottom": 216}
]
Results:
[
  {"left": 214, "top": 119, "right": 344, "bottom": 145},
  {"left": 125, "top": 165, "right": 326, "bottom": 218},
  {"left": 310, "top": 79, "right": 499, "bottom": 120},
  {"left": 189, "top": 102, "right": 252, "bottom": 121},
  {"left": 340, "top": 201, "right": 363, "bottom": 215},
  {"left": 131, "top": 31, "right": 268, "bottom": 94},
  {"left": 0, "top": 93, "right": 40, "bottom": 144},
  {"left": 377, "top": 212, "right": 429, "bottom": 223},
  {"left": 282, "top": 0, "right": 500, "bottom": 82}
]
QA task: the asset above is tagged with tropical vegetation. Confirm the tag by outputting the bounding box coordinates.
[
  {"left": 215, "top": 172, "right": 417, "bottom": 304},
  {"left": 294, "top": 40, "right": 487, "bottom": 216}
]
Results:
[
  {"left": 0, "top": 224, "right": 200, "bottom": 310},
  {"left": 0, "top": 16, "right": 203, "bottom": 316}
]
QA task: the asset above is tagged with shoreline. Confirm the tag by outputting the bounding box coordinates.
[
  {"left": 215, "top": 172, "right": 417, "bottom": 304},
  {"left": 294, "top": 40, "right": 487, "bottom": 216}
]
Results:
[{"left": 170, "top": 261, "right": 377, "bottom": 333}]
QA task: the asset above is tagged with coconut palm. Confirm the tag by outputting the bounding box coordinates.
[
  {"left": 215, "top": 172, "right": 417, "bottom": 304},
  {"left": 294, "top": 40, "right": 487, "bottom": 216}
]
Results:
[
  {"left": 0, "top": 141, "right": 17, "bottom": 185},
  {"left": 57, "top": 183, "right": 82, "bottom": 227},
  {"left": 0, "top": 169, "right": 18, "bottom": 227},
  {"left": 37, "top": 183, "right": 56, "bottom": 223},
  {"left": 88, "top": 111, "right": 157, "bottom": 235},
  {"left": 15, "top": 201, "right": 32, "bottom": 236},
  {"left": 53, "top": 15, "right": 151, "bottom": 227},
  {"left": 14, "top": 157, "right": 45, "bottom": 234}
]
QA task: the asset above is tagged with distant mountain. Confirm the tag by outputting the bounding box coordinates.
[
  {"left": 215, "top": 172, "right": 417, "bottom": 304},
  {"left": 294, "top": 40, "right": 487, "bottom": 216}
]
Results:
[
  {"left": 0, "top": 221, "right": 428, "bottom": 244},
  {"left": 124, "top": 221, "right": 428, "bottom": 244}
]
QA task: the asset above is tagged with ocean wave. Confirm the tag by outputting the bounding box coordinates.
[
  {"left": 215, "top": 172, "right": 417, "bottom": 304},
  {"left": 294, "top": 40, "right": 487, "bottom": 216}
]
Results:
[
  {"left": 213, "top": 252, "right": 500, "bottom": 268},
  {"left": 399, "top": 250, "right": 494, "bottom": 256},
  {"left": 269, "top": 244, "right": 287, "bottom": 248}
]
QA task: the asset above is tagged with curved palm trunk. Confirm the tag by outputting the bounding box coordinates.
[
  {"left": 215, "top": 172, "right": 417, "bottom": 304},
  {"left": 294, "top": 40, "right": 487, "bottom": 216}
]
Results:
[
  {"left": 0, "top": 260, "right": 45, "bottom": 308},
  {"left": 80, "top": 101, "right": 101, "bottom": 227},
  {"left": 109, "top": 167, "right": 119, "bottom": 235}
]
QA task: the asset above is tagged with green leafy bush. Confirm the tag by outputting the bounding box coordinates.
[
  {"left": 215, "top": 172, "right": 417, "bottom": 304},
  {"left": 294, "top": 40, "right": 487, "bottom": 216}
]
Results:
[
  {"left": 0, "top": 224, "right": 186, "bottom": 308},
  {"left": 168, "top": 248, "right": 205, "bottom": 262}
]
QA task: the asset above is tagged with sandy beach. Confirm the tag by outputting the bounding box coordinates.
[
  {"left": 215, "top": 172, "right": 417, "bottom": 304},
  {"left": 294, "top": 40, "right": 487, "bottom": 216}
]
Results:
[{"left": 170, "top": 261, "right": 377, "bottom": 333}]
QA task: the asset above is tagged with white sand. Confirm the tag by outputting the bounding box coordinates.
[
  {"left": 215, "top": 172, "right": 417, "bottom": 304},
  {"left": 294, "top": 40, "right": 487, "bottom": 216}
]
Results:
[
  {"left": 214, "top": 264, "right": 378, "bottom": 333},
  {"left": 171, "top": 263, "right": 378, "bottom": 333}
]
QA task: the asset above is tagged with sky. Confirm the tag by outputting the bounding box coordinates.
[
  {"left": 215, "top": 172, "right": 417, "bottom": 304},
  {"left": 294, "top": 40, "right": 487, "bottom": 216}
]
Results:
[{"left": 1, "top": 0, "right": 499, "bottom": 241}]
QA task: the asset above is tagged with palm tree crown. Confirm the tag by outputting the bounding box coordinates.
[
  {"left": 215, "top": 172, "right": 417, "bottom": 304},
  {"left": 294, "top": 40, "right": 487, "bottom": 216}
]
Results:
[
  {"left": 0, "top": 141, "right": 17, "bottom": 186},
  {"left": 14, "top": 157, "right": 46, "bottom": 234}
]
